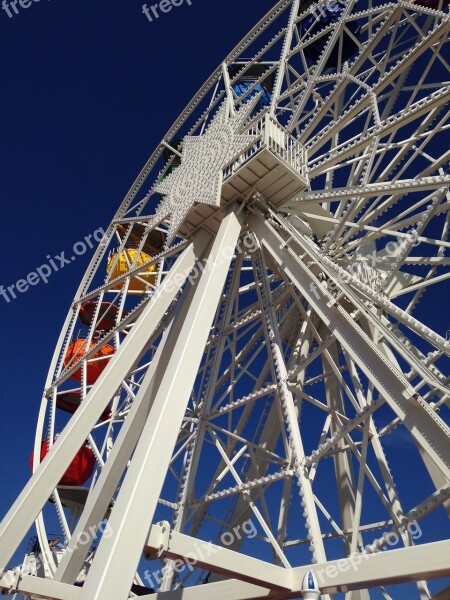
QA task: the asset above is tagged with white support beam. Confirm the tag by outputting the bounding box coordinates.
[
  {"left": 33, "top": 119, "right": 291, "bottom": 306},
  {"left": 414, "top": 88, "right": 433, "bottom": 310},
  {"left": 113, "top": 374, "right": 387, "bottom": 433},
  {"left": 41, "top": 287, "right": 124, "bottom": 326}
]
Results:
[
  {"left": 55, "top": 231, "right": 214, "bottom": 585},
  {"left": 283, "top": 176, "right": 450, "bottom": 206},
  {"left": 296, "top": 540, "right": 450, "bottom": 594},
  {"left": 144, "top": 522, "right": 293, "bottom": 591},
  {"left": 248, "top": 212, "right": 450, "bottom": 479},
  {"left": 54, "top": 319, "right": 175, "bottom": 584},
  {"left": 137, "top": 540, "right": 450, "bottom": 600},
  {"left": 0, "top": 573, "right": 79, "bottom": 600},
  {"left": 270, "top": 0, "right": 300, "bottom": 116},
  {"left": 3, "top": 541, "right": 449, "bottom": 600},
  {"left": 78, "top": 211, "right": 243, "bottom": 600},
  {"left": 0, "top": 240, "right": 203, "bottom": 575},
  {"left": 158, "top": 248, "right": 246, "bottom": 591},
  {"left": 149, "top": 579, "right": 278, "bottom": 600}
]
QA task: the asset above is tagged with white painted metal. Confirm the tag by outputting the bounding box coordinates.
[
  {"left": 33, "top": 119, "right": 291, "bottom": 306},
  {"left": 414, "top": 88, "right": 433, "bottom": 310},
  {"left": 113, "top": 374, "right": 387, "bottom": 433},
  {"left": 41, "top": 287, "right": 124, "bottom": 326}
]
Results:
[
  {"left": 1, "top": 0, "right": 449, "bottom": 598},
  {"left": 77, "top": 212, "right": 243, "bottom": 599},
  {"left": 2, "top": 539, "right": 450, "bottom": 598},
  {"left": 0, "top": 241, "right": 202, "bottom": 575},
  {"left": 144, "top": 521, "right": 293, "bottom": 591}
]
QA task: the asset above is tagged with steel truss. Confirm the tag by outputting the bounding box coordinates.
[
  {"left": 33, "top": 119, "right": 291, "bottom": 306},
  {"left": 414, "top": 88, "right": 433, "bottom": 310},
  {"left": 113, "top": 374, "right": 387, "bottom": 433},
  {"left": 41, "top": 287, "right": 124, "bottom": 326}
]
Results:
[{"left": 1, "top": 0, "right": 449, "bottom": 598}]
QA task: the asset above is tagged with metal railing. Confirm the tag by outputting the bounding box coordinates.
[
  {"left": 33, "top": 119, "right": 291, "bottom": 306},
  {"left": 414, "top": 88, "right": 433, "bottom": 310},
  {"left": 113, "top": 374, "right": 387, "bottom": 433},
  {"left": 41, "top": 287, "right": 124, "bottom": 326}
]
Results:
[{"left": 223, "top": 112, "right": 308, "bottom": 181}]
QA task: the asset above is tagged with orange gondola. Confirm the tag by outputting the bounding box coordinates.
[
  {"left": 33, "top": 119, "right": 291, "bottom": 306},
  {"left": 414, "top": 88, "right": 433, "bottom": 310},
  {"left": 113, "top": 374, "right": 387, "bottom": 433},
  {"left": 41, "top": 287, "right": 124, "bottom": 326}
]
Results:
[{"left": 64, "top": 339, "right": 115, "bottom": 385}]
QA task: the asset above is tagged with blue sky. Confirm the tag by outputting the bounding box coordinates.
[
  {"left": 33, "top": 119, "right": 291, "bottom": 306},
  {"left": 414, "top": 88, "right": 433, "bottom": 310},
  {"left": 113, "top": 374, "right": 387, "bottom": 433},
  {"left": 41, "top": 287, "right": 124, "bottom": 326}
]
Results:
[
  {"left": 0, "top": 0, "right": 273, "bottom": 580},
  {"left": 0, "top": 1, "right": 449, "bottom": 598}
]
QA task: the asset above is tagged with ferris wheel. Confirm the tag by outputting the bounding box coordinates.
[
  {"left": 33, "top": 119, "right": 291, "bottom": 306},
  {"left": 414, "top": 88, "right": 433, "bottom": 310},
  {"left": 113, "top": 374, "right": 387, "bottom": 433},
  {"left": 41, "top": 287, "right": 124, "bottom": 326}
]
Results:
[{"left": 1, "top": 0, "right": 450, "bottom": 599}]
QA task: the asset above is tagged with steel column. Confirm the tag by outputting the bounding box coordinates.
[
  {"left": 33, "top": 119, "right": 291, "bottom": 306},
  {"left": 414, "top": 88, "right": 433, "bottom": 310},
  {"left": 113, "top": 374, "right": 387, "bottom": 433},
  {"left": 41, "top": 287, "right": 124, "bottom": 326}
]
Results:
[{"left": 78, "top": 211, "right": 243, "bottom": 600}]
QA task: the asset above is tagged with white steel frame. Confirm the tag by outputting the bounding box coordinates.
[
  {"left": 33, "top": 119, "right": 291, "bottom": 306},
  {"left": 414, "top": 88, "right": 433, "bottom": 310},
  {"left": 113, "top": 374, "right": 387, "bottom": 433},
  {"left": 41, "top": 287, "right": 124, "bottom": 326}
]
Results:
[{"left": 1, "top": 0, "right": 449, "bottom": 599}]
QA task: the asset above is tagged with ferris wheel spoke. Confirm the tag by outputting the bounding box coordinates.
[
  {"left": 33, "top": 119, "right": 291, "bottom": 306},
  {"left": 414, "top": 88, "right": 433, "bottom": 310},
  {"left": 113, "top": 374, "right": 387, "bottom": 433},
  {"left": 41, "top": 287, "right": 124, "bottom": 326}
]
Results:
[
  {"left": 319, "top": 66, "right": 447, "bottom": 153},
  {"left": 293, "top": 9, "right": 400, "bottom": 141},
  {"left": 254, "top": 250, "right": 334, "bottom": 564},
  {"left": 337, "top": 429, "right": 406, "bottom": 528},
  {"left": 251, "top": 211, "right": 450, "bottom": 477},
  {"left": 373, "top": 109, "right": 449, "bottom": 185},
  {"left": 270, "top": 0, "right": 301, "bottom": 115},
  {"left": 404, "top": 247, "right": 449, "bottom": 313},
  {"left": 288, "top": 0, "right": 363, "bottom": 133},
  {"left": 189, "top": 334, "right": 304, "bottom": 560},
  {"left": 374, "top": 198, "right": 445, "bottom": 294},
  {"left": 315, "top": 247, "right": 450, "bottom": 368},
  {"left": 358, "top": 187, "right": 443, "bottom": 236},
  {"left": 381, "top": 125, "right": 449, "bottom": 185},
  {"left": 208, "top": 429, "right": 292, "bottom": 569},
  {"left": 391, "top": 268, "right": 450, "bottom": 299},
  {"left": 349, "top": 417, "right": 371, "bottom": 555},
  {"left": 308, "top": 89, "right": 450, "bottom": 179},
  {"left": 184, "top": 393, "right": 278, "bottom": 554}
]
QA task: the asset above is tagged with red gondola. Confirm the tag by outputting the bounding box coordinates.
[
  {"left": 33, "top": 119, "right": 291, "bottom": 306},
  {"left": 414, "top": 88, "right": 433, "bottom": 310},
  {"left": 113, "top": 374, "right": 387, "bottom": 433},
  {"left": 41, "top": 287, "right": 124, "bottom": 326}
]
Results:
[
  {"left": 30, "top": 441, "right": 96, "bottom": 487},
  {"left": 56, "top": 391, "right": 112, "bottom": 422},
  {"left": 79, "top": 302, "right": 125, "bottom": 331}
]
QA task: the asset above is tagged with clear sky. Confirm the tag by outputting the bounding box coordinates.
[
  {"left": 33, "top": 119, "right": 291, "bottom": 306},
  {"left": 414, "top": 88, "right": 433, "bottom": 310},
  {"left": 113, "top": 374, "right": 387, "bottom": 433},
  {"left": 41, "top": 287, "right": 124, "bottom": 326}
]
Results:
[
  {"left": 0, "top": 1, "right": 449, "bottom": 599},
  {"left": 0, "top": 0, "right": 274, "bottom": 582}
]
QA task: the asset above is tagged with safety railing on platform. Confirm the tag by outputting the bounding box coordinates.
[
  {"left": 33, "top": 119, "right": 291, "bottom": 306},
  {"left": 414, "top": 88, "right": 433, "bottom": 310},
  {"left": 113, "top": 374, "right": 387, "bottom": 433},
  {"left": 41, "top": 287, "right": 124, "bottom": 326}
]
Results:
[{"left": 223, "top": 112, "right": 308, "bottom": 181}]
